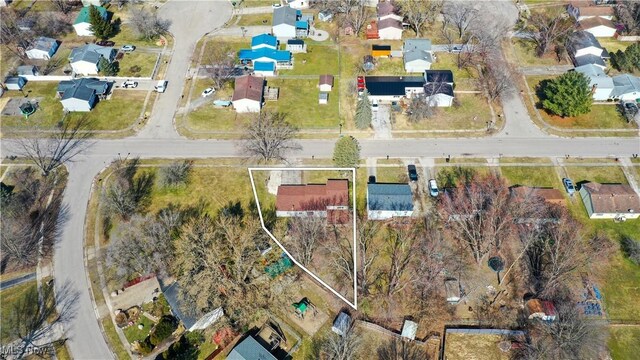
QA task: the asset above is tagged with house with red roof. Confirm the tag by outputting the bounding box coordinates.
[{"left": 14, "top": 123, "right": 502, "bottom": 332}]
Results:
[
  {"left": 276, "top": 179, "right": 349, "bottom": 223},
  {"left": 232, "top": 75, "right": 264, "bottom": 113}
]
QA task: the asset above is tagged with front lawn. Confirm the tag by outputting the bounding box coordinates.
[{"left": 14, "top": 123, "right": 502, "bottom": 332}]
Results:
[
  {"left": 236, "top": 13, "right": 272, "bottom": 26},
  {"left": 393, "top": 94, "right": 492, "bottom": 131},
  {"left": 0, "top": 280, "right": 37, "bottom": 343},
  {"left": 500, "top": 166, "right": 559, "bottom": 188},
  {"left": 512, "top": 39, "right": 569, "bottom": 67},
  {"left": 123, "top": 315, "right": 155, "bottom": 344},
  {"left": 118, "top": 51, "right": 159, "bottom": 77},
  {"left": 565, "top": 166, "right": 629, "bottom": 185},
  {"left": 279, "top": 44, "right": 339, "bottom": 76}
]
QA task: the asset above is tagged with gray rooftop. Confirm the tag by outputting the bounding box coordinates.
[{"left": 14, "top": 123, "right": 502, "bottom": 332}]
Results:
[
  {"left": 368, "top": 183, "right": 414, "bottom": 211},
  {"left": 29, "top": 36, "right": 57, "bottom": 52},
  {"left": 227, "top": 336, "right": 277, "bottom": 360},
  {"left": 17, "top": 65, "right": 38, "bottom": 76},
  {"left": 574, "top": 64, "right": 613, "bottom": 89},
  {"left": 611, "top": 74, "right": 640, "bottom": 97},
  {"left": 568, "top": 31, "right": 602, "bottom": 52},
  {"left": 273, "top": 6, "right": 297, "bottom": 27},
  {"left": 403, "top": 39, "right": 433, "bottom": 64},
  {"left": 69, "top": 44, "right": 114, "bottom": 64},
  {"left": 57, "top": 78, "right": 109, "bottom": 101},
  {"left": 574, "top": 54, "right": 606, "bottom": 68}
]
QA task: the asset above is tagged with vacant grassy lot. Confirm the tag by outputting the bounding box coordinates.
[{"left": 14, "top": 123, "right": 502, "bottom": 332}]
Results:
[
  {"left": 236, "top": 13, "right": 272, "bottom": 26},
  {"left": 393, "top": 94, "right": 492, "bottom": 131},
  {"left": 512, "top": 39, "right": 569, "bottom": 67},
  {"left": 598, "top": 38, "right": 633, "bottom": 54},
  {"left": 0, "top": 83, "right": 146, "bottom": 131},
  {"left": 280, "top": 44, "right": 340, "bottom": 76},
  {"left": 444, "top": 332, "right": 510, "bottom": 360},
  {"left": 0, "top": 280, "right": 37, "bottom": 343},
  {"left": 526, "top": 76, "right": 637, "bottom": 130},
  {"left": 431, "top": 53, "right": 477, "bottom": 80},
  {"left": 564, "top": 166, "right": 629, "bottom": 185},
  {"left": 609, "top": 327, "right": 640, "bottom": 359},
  {"left": 118, "top": 51, "right": 158, "bottom": 77},
  {"left": 500, "top": 166, "right": 559, "bottom": 188}
]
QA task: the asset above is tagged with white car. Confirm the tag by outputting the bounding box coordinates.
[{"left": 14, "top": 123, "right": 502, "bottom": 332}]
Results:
[
  {"left": 428, "top": 179, "right": 439, "bottom": 197},
  {"left": 272, "top": 3, "right": 282, "bottom": 8},
  {"left": 155, "top": 80, "right": 167, "bottom": 93},
  {"left": 121, "top": 45, "right": 136, "bottom": 52},
  {"left": 122, "top": 80, "right": 138, "bottom": 88},
  {"left": 201, "top": 87, "right": 215, "bottom": 97}
]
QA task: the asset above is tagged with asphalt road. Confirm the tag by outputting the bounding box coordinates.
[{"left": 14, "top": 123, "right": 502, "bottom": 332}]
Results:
[{"left": 0, "top": 272, "right": 36, "bottom": 290}]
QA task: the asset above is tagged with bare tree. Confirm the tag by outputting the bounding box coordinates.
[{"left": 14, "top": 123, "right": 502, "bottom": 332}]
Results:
[
  {"left": 240, "top": 111, "right": 301, "bottom": 163},
  {"left": 339, "top": 0, "right": 370, "bottom": 36},
  {"left": 287, "top": 216, "right": 327, "bottom": 266},
  {"left": 42, "top": 56, "right": 66, "bottom": 75},
  {"left": 399, "top": 0, "right": 443, "bottom": 37},
  {"left": 384, "top": 224, "right": 419, "bottom": 296},
  {"left": 524, "top": 10, "right": 574, "bottom": 57},
  {"left": 442, "top": 2, "right": 477, "bottom": 39},
  {"left": 377, "top": 338, "right": 430, "bottom": 360},
  {"left": 406, "top": 93, "right": 436, "bottom": 123},
  {"left": 202, "top": 40, "right": 236, "bottom": 90},
  {"left": 158, "top": 160, "right": 193, "bottom": 188},
  {"left": 321, "top": 317, "right": 361, "bottom": 360},
  {"left": 12, "top": 117, "right": 93, "bottom": 177},
  {"left": 476, "top": 58, "right": 514, "bottom": 102},
  {"left": 128, "top": 7, "right": 171, "bottom": 41},
  {"left": 102, "top": 158, "right": 155, "bottom": 220},
  {"left": 412, "top": 216, "right": 456, "bottom": 300},
  {"left": 615, "top": 2, "right": 640, "bottom": 35},
  {"left": 0, "top": 7, "right": 33, "bottom": 59},
  {"left": 51, "top": 0, "right": 75, "bottom": 14},
  {"left": 7, "top": 281, "right": 79, "bottom": 359}
]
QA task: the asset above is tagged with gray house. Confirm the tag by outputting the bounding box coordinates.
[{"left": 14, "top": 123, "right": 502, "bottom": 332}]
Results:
[
  {"left": 227, "top": 336, "right": 277, "bottom": 360},
  {"left": 567, "top": 31, "right": 608, "bottom": 70},
  {"left": 4, "top": 76, "right": 26, "bottom": 90},
  {"left": 403, "top": 39, "right": 433, "bottom": 73},
  {"left": 367, "top": 183, "right": 414, "bottom": 220},
  {"left": 574, "top": 64, "right": 613, "bottom": 100},
  {"left": 57, "top": 78, "right": 110, "bottom": 112},
  {"left": 17, "top": 65, "right": 39, "bottom": 77},
  {"left": 25, "top": 36, "right": 59, "bottom": 60},
  {"left": 610, "top": 74, "right": 640, "bottom": 101},
  {"left": 68, "top": 44, "right": 115, "bottom": 75}
]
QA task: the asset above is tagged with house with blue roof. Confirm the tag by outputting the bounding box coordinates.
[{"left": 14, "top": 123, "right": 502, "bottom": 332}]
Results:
[
  {"left": 25, "top": 37, "right": 59, "bottom": 60},
  {"left": 367, "top": 183, "right": 414, "bottom": 220},
  {"left": 56, "top": 78, "right": 111, "bottom": 112},
  {"left": 254, "top": 61, "right": 276, "bottom": 77},
  {"left": 73, "top": 6, "right": 108, "bottom": 36},
  {"left": 238, "top": 47, "right": 292, "bottom": 70},
  {"left": 227, "top": 336, "right": 277, "bottom": 360},
  {"left": 251, "top": 33, "right": 279, "bottom": 50}
]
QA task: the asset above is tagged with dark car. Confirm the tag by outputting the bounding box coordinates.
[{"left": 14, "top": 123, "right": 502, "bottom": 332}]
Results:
[
  {"left": 96, "top": 40, "right": 115, "bottom": 47},
  {"left": 368, "top": 175, "right": 376, "bottom": 184},
  {"left": 407, "top": 165, "right": 418, "bottom": 182}
]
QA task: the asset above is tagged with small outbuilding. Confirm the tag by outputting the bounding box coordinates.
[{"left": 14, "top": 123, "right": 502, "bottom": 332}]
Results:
[
  {"left": 4, "top": 76, "right": 26, "bottom": 90},
  {"left": 286, "top": 38, "right": 307, "bottom": 53},
  {"left": 372, "top": 44, "right": 391, "bottom": 57},
  {"left": 25, "top": 36, "right": 59, "bottom": 60},
  {"left": 332, "top": 312, "right": 351, "bottom": 336},
  {"left": 318, "top": 10, "right": 332, "bottom": 22},
  {"left": 401, "top": 320, "right": 418, "bottom": 340},
  {"left": 17, "top": 65, "right": 39, "bottom": 77},
  {"left": 526, "top": 299, "right": 557, "bottom": 321},
  {"left": 319, "top": 92, "right": 328, "bottom": 104},
  {"left": 318, "top": 74, "right": 334, "bottom": 92}
]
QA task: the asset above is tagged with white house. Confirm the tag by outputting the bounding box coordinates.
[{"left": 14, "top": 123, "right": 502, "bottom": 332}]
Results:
[
  {"left": 73, "top": 5, "right": 108, "bottom": 36},
  {"left": 318, "top": 74, "right": 334, "bottom": 92},
  {"left": 567, "top": 31, "right": 605, "bottom": 58},
  {"left": 253, "top": 61, "right": 276, "bottom": 77},
  {"left": 318, "top": 10, "right": 332, "bottom": 22},
  {"left": 574, "top": 64, "right": 614, "bottom": 100},
  {"left": 25, "top": 37, "right": 59, "bottom": 60},
  {"left": 364, "top": 76, "right": 425, "bottom": 103},
  {"left": 424, "top": 83, "right": 454, "bottom": 107},
  {"left": 286, "top": 0, "right": 309, "bottom": 9},
  {"left": 567, "top": 2, "right": 614, "bottom": 21},
  {"left": 82, "top": 0, "right": 105, "bottom": 5},
  {"left": 377, "top": 18, "right": 403, "bottom": 40},
  {"left": 232, "top": 75, "right": 264, "bottom": 113},
  {"left": 286, "top": 39, "right": 306, "bottom": 53},
  {"left": 367, "top": 183, "right": 414, "bottom": 220},
  {"left": 610, "top": 74, "right": 640, "bottom": 101},
  {"left": 579, "top": 182, "right": 640, "bottom": 220},
  {"left": 57, "top": 78, "right": 110, "bottom": 112},
  {"left": 68, "top": 44, "right": 115, "bottom": 75},
  {"left": 377, "top": 0, "right": 403, "bottom": 22},
  {"left": 4, "top": 76, "right": 26, "bottom": 90},
  {"left": 403, "top": 39, "right": 433, "bottom": 73},
  {"left": 579, "top": 17, "right": 617, "bottom": 37},
  {"left": 272, "top": 6, "right": 298, "bottom": 38}
]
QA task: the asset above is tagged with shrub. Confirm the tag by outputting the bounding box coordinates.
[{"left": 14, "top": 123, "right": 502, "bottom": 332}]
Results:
[
  {"left": 129, "top": 65, "right": 142, "bottom": 74},
  {"left": 137, "top": 337, "right": 153, "bottom": 355},
  {"left": 621, "top": 237, "right": 640, "bottom": 265},
  {"left": 158, "top": 160, "right": 193, "bottom": 188},
  {"left": 150, "top": 315, "right": 178, "bottom": 346}
]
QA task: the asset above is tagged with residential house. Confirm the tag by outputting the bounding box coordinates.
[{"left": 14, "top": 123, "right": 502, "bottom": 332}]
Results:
[
  {"left": 332, "top": 312, "right": 351, "bottom": 336},
  {"left": 510, "top": 186, "right": 566, "bottom": 206},
  {"left": 25, "top": 37, "right": 59, "bottom": 60},
  {"left": 253, "top": 61, "right": 275, "bottom": 77},
  {"left": 567, "top": 1, "right": 614, "bottom": 21},
  {"left": 445, "top": 278, "right": 461, "bottom": 304},
  {"left": 567, "top": 31, "right": 607, "bottom": 69},
  {"left": 425, "top": 69, "right": 454, "bottom": 85},
  {"left": 367, "top": 183, "right": 414, "bottom": 220},
  {"left": 286, "top": 0, "right": 309, "bottom": 9},
  {"left": 364, "top": 76, "right": 425, "bottom": 102},
  {"left": 74, "top": 6, "right": 108, "bottom": 36},
  {"left": 227, "top": 336, "right": 277, "bottom": 360},
  {"left": 319, "top": 74, "right": 334, "bottom": 92},
  {"left": 286, "top": 39, "right": 306, "bottom": 53},
  {"left": 319, "top": 92, "right": 328, "bottom": 104},
  {"left": 378, "top": 18, "right": 403, "bottom": 40},
  {"left": 163, "top": 281, "right": 223, "bottom": 332},
  {"left": 579, "top": 182, "right": 640, "bottom": 219},
  {"left": 4, "top": 76, "right": 26, "bottom": 90},
  {"left": 403, "top": 39, "right": 433, "bottom": 73},
  {"left": 526, "top": 299, "right": 557, "bottom": 321},
  {"left": 17, "top": 65, "right": 39, "bottom": 77},
  {"left": 401, "top": 320, "right": 418, "bottom": 341},
  {"left": 574, "top": 64, "right": 614, "bottom": 100},
  {"left": 578, "top": 17, "right": 617, "bottom": 37},
  {"left": 275, "top": 179, "right": 349, "bottom": 223},
  {"left": 610, "top": 74, "right": 640, "bottom": 101},
  {"left": 272, "top": 6, "right": 308, "bottom": 38},
  {"left": 377, "top": 0, "right": 403, "bottom": 22},
  {"left": 424, "top": 83, "right": 454, "bottom": 107},
  {"left": 232, "top": 75, "right": 264, "bottom": 113},
  {"left": 318, "top": 10, "right": 332, "bottom": 22},
  {"left": 0, "top": 0, "right": 12, "bottom": 6},
  {"left": 68, "top": 44, "right": 115, "bottom": 75},
  {"left": 371, "top": 44, "right": 391, "bottom": 57},
  {"left": 251, "top": 33, "right": 278, "bottom": 50},
  {"left": 238, "top": 47, "right": 292, "bottom": 69},
  {"left": 57, "top": 78, "right": 110, "bottom": 112}
]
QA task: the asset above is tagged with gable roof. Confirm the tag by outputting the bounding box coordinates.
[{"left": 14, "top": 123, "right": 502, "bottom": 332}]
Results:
[
  {"left": 579, "top": 16, "right": 616, "bottom": 30},
  {"left": 424, "top": 83, "right": 454, "bottom": 97},
  {"left": 232, "top": 75, "right": 264, "bottom": 102},
  {"left": 69, "top": 44, "right": 114, "bottom": 64},
  {"left": 227, "top": 336, "right": 277, "bottom": 360},
  {"left": 568, "top": 31, "right": 603, "bottom": 51},
  {"left": 570, "top": 2, "right": 614, "bottom": 17},
  {"left": 251, "top": 33, "right": 278, "bottom": 48},
  {"left": 162, "top": 281, "right": 198, "bottom": 330},
  {"left": 276, "top": 179, "right": 348, "bottom": 212},
  {"left": 378, "top": 18, "right": 402, "bottom": 30},
  {"left": 319, "top": 74, "right": 334, "bottom": 86},
  {"left": 425, "top": 70, "right": 454, "bottom": 83},
  {"left": 287, "top": 38, "right": 304, "bottom": 45},
  {"left": 17, "top": 65, "right": 38, "bottom": 76},
  {"left": 377, "top": 0, "right": 397, "bottom": 17},
  {"left": 581, "top": 182, "right": 640, "bottom": 214},
  {"left": 404, "top": 39, "right": 433, "bottom": 64},
  {"left": 574, "top": 54, "right": 606, "bottom": 67},
  {"left": 368, "top": 183, "right": 414, "bottom": 211},
  {"left": 610, "top": 74, "right": 640, "bottom": 97},
  {"left": 372, "top": 44, "right": 391, "bottom": 51},
  {"left": 273, "top": 5, "right": 297, "bottom": 27},
  {"left": 364, "top": 76, "right": 425, "bottom": 96},
  {"left": 574, "top": 64, "right": 614, "bottom": 89},
  {"left": 238, "top": 48, "right": 291, "bottom": 62},
  {"left": 74, "top": 5, "right": 107, "bottom": 25},
  {"left": 254, "top": 61, "right": 275, "bottom": 71},
  {"left": 57, "top": 78, "right": 109, "bottom": 101},
  {"left": 28, "top": 37, "right": 57, "bottom": 52}
]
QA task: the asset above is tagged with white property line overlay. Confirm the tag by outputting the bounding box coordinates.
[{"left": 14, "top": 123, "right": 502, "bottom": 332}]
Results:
[{"left": 248, "top": 167, "right": 358, "bottom": 310}]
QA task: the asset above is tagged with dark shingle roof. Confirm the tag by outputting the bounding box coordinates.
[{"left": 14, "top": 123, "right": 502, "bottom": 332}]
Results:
[
  {"left": 227, "top": 336, "right": 277, "bottom": 360},
  {"left": 568, "top": 31, "right": 603, "bottom": 52},
  {"left": 574, "top": 54, "right": 606, "bottom": 67},
  {"left": 424, "top": 83, "right": 454, "bottom": 97},
  {"left": 69, "top": 44, "right": 114, "bottom": 64},
  {"left": 365, "top": 76, "right": 424, "bottom": 96},
  {"left": 57, "top": 78, "right": 109, "bottom": 101},
  {"left": 368, "top": 183, "right": 414, "bottom": 211},
  {"left": 425, "top": 70, "right": 454, "bottom": 83}
]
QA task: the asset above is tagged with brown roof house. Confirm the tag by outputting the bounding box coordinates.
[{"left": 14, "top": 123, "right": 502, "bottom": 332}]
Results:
[
  {"left": 578, "top": 16, "right": 617, "bottom": 37},
  {"left": 378, "top": 18, "right": 403, "bottom": 40},
  {"left": 510, "top": 186, "right": 565, "bottom": 206},
  {"left": 579, "top": 182, "right": 640, "bottom": 220},
  {"left": 377, "top": 0, "right": 402, "bottom": 22},
  {"left": 276, "top": 179, "right": 349, "bottom": 223},
  {"left": 232, "top": 75, "right": 264, "bottom": 113},
  {"left": 567, "top": 1, "right": 614, "bottom": 21},
  {"left": 319, "top": 74, "right": 334, "bottom": 92}
]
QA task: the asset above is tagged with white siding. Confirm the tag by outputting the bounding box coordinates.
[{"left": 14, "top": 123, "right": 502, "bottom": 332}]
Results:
[
  {"left": 589, "top": 212, "right": 640, "bottom": 219},
  {"left": 26, "top": 49, "right": 50, "bottom": 60},
  {"left": 404, "top": 59, "right": 431, "bottom": 73},
  {"left": 367, "top": 210, "right": 413, "bottom": 220},
  {"left": 254, "top": 69, "right": 275, "bottom": 77},
  {"left": 584, "top": 25, "right": 617, "bottom": 37},
  {"left": 618, "top": 91, "right": 640, "bottom": 101},
  {"left": 379, "top": 14, "right": 403, "bottom": 22},
  {"left": 319, "top": 84, "right": 332, "bottom": 92},
  {"left": 378, "top": 27, "right": 402, "bottom": 40},
  {"left": 71, "top": 60, "right": 99, "bottom": 75},
  {"left": 592, "top": 86, "right": 613, "bottom": 101},
  {"left": 73, "top": 22, "right": 94, "bottom": 36},
  {"left": 288, "top": 0, "right": 309, "bottom": 9},
  {"left": 276, "top": 210, "right": 327, "bottom": 217},
  {"left": 574, "top": 47, "right": 603, "bottom": 58},
  {"left": 272, "top": 24, "right": 296, "bottom": 38},
  {"left": 61, "top": 97, "right": 93, "bottom": 112},
  {"left": 426, "top": 93, "right": 454, "bottom": 107},
  {"left": 233, "top": 98, "right": 261, "bottom": 113}
]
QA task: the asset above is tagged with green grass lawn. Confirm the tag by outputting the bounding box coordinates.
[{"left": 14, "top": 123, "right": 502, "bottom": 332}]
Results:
[
  {"left": 280, "top": 44, "right": 340, "bottom": 76},
  {"left": 0, "top": 83, "right": 146, "bottom": 131},
  {"left": 263, "top": 78, "right": 340, "bottom": 129},
  {"left": 118, "top": 51, "right": 158, "bottom": 77},
  {"left": 0, "top": 280, "right": 37, "bottom": 343},
  {"left": 431, "top": 53, "right": 477, "bottom": 80},
  {"left": 122, "top": 315, "right": 155, "bottom": 344},
  {"left": 109, "top": 25, "right": 165, "bottom": 48},
  {"left": 369, "top": 57, "right": 405, "bottom": 76},
  {"left": 609, "top": 327, "right": 640, "bottom": 359},
  {"left": 238, "top": 0, "right": 275, "bottom": 7},
  {"left": 512, "top": 39, "right": 569, "bottom": 67},
  {"left": 236, "top": 13, "right": 272, "bottom": 26},
  {"left": 101, "top": 316, "right": 130, "bottom": 359},
  {"left": 565, "top": 166, "right": 629, "bottom": 185},
  {"left": 526, "top": 76, "right": 637, "bottom": 130},
  {"left": 394, "top": 94, "right": 492, "bottom": 131},
  {"left": 500, "top": 166, "right": 559, "bottom": 188},
  {"left": 186, "top": 106, "right": 251, "bottom": 132},
  {"left": 598, "top": 38, "right": 633, "bottom": 54}
]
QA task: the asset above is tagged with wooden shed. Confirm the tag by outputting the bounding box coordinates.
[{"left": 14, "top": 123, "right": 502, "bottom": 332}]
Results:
[{"left": 371, "top": 44, "right": 391, "bottom": 57}]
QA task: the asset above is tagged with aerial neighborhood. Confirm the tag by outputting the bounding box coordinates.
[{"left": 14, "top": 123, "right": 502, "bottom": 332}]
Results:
[{"left": 0, "top": 0, "right": 639, "bottom": 360}]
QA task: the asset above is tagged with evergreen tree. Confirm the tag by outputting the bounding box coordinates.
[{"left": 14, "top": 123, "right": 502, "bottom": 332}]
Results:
[
  {"left": 89, "top": 5, "right": 114, "bottom": 40},
  {"left": 355, "top": 89, "right": 372, "bottom": 130},
  {"left": 333, "top": 136, "right": 360, "bottom": 168},
  {"left": 610, "top": 43, "right": 640, "bottom": 73},
  {"left": 541, "top": 72, "right": 591, "bottom": 117},
  {"left": 98, "top": 57, "right": 119, "bottom": 76}
]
